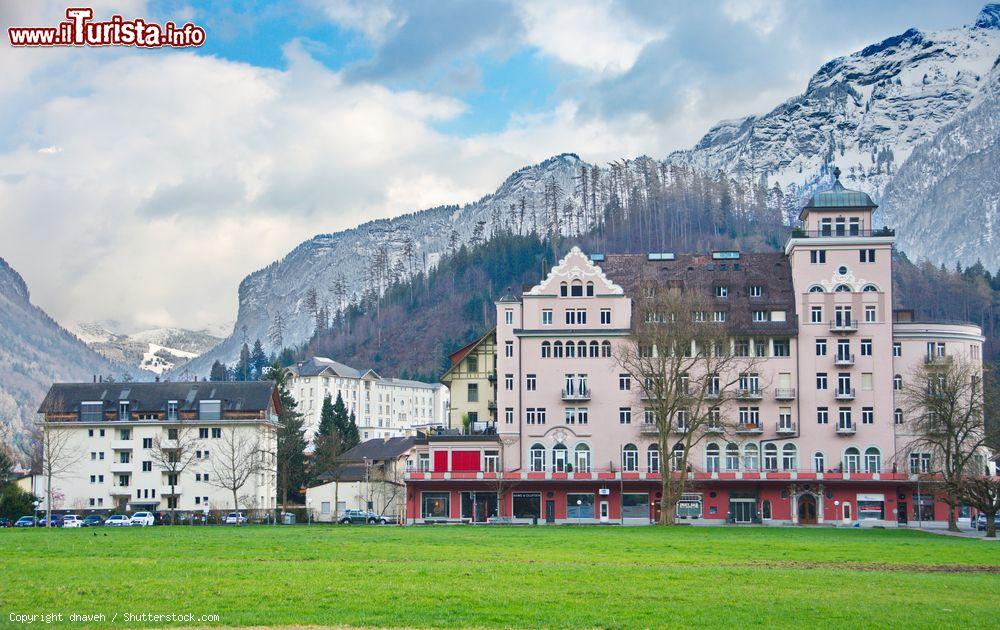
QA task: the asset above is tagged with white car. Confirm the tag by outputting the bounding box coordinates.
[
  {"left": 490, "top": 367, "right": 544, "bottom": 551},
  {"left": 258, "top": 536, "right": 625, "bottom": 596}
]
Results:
[
  {"left": 224, "top": 512, "right": 247, "bottom": 525},
  {"left": 62, "top": 514, "right": 82, "bottom": 528},
  {"left": 130, "top": 511, "right": 155, "bottom": 527},
  {"left": 105, "top": 515, "right": 131, "bottom": 527}
]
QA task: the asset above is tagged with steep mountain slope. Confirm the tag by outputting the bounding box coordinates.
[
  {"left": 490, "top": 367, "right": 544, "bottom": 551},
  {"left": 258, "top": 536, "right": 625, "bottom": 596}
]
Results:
[
  {"left": 880, "top": 53, "right": 1000, "bottom": 270},
  {"left": 179, "top": 153, "right": 588, "bottom": 375},
  {"left": 72, "top": 322, "right": 221, "bottom": 376},
  {"left": 0, "top": 259, "right": 133, "bottom": 459},
  {"left": 668, "top": 5, "right": 1000, "bottom": 202}
]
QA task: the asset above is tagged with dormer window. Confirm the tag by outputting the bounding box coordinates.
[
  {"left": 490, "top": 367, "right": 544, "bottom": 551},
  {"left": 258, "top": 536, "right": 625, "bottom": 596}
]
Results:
[
  {"left": 199, "top": 400, "right": 221, "bottom": 421},
  {"left": 166, "top": 401, "right": 179, "bottom": 421},
  {"left": 560, "top": 282, "right": 568, "bottom": 297},
  {"left": 586, "top": 282, "right": 595, "bottom": 296},
  {"left": 570, "top": 281, "right": 584, "bottom": 297},
  {"left": 119, "top": 401, "right": 131, "bottom": 421}
]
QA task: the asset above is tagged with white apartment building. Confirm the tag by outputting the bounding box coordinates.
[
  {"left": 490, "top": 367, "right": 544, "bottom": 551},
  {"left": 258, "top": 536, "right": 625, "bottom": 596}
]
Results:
[
  {"left": 37, "top": 381, "right": 279, "bottom": 515},
  {"left": 285, "top": 357, "right": 448, "bottom": 442}
]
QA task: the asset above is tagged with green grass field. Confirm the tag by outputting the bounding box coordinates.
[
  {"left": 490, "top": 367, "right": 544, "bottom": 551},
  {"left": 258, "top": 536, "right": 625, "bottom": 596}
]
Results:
[{"left": 1, "top": 526, "right": 998, "bottom": 628}]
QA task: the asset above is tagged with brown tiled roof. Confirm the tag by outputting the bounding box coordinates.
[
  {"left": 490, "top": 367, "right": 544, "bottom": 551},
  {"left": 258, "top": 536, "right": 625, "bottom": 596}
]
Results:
[{"left": 600, "top": 252, "right": 797, "bottom": 336}]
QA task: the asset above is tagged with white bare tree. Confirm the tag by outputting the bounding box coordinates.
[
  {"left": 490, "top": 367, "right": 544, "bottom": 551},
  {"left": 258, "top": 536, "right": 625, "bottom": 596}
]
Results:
[{"left": 207, "top": 427, "right": 263, "bottom": 524}]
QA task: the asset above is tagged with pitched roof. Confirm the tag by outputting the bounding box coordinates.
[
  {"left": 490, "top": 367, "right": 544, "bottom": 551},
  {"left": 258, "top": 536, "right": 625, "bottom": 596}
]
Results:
[
  {"left": 38, "top": 381, "right": 277, "bottom": 414},
  {"left": 287, "top": 357, "right": 365, "bottom": 378},
  {"left": 338, "top": 436, "right": 415, "bottom": 462},
  {"left": 599, "top": 251, "right": 798, "bottom": 336},
  {"left": 441, "top": 327, "right": 495, "bottom": 381}
]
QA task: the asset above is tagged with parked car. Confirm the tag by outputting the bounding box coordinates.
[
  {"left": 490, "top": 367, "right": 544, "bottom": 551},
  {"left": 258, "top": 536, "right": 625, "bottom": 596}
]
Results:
[
  {"left": 14, "top": 516, "right": 35, "bottom": 528},
  {"left": 105, "top": 515, "right": 131, "bottom": 527},
  {"left": 37, "top": 514, "right": 64, "bottom": 527},
  {"left": 62, "top": 514, "right": 82, "bottom": 528},
  {"left": 338, "top": 509, "right": 391, "bottom": 525},
  {"left": 81, "top": 514, "right": 105, "bottom": 527},
  {"left": 130, "top": 511, "right": 155, "bottom": 527},
  {"left": 224, "top": 512, "right": 247, "bottom": 525},
  {"left": 975, "top": 513, "right": 1000, "bottom": 531},
  {"left": 0, "top": 517, "right": 13, "bottom": 527}
]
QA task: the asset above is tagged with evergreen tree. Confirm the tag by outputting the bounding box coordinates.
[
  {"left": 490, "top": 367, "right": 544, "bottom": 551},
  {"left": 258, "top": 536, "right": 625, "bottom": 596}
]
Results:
[
  {"left": 235, "top": 343, "right": 251, "bottom": 381},
  {"left": 344, "top": 411, "right": 360, "bottom": 451},
  {"left": 250, "top": 339, "right": 268, "bottom": 379},
  {"left": 268, "top": 361, "right": 308, "bottom": 508},
  {"left": 312, "top": 393, "right": 343, "bottom": 476},
  {"left": 209, "top": 360, "right": 229, "bottom": 382}
]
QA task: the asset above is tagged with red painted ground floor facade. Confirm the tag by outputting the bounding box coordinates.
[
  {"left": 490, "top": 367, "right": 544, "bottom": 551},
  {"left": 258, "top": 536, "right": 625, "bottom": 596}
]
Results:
[{"left": 403, "top": 472, "right": 961, "bottom": 527}]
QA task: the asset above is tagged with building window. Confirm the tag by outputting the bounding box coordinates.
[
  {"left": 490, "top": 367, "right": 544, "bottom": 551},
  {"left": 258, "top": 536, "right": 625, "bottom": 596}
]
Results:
[
  {"left": 773, "top": 339, "right": 790, "bottom": 357},
  {"left": 815, "top": 338, "right": 827, "bottom": 356},
  {"left": 504, "top": 341, "right": 513, "bottom": 358},
  {"left": 529, "top": 444, "right": 546, "bottom": 471},
  {"left": 600, "top": 309, "right": 611, "bottom": 325},
  {"left": 763, "top": 444, "right": 778, "bottom": 471},
  {"left": 541, "top": 341, "right": 551, "bottom": 358},
  {"left": 141, "top": 461, "right": 152, "bottom": 472},
  {"left": 484, "top": 450, "right": 499, "bottom": 472},
  {"left": 808, "top": 306, "right": 822, "bottom": 324},
  {"left": 421, "top": 492, "right": 450, "bottom": 518},
  {"left": 742, "top": 444, "right": 758, "bottom": 470},
  {"left": 816, "top": 373, "right": 827, "bottom": 390},
  {"left": 713, "top": 311, "right": 727, "bottom": 322},
  {"left": 909, "top": 452, "right": 931, "bottom": 474},
  {"left": 865, "top": 306, "right": 876, "bottom": 322},
  {"left": 566, "top": 494, "right": 594, "bottom": 519},
  {"left": 526, "top": 374, "right": 536, "bottom": 391},
  {"left": 810, "top": 250, "right": 826, "bottom": 264},
  {"left": 862, "top": 407, "right": 874, "bottom": 425},
  {"left": 725, "top": 443, "right": 740, "bottom": 471},
  {"left": 619, "top": 374, "right": 631, "bottom": 390},
  {"left": 860, "top": 249, "right": 876, "bottom": 263},
  {"left": 166, "top": 401, "right": 178, "bottom": 421},
  {"left": 541, "top": 309, "right": 553, "bottom": 325},
  {"left": 647, "top": 445, "right": 659, "bottom": 473},
  {"left": 513, "top": 492, "right": 541, "bottom": 518},
  {"left": 782, "top": 444, "right": 797, "bottom": 471},
  {"left": 601, "top": 341, "right": 612, "bottom": 357},
  {"left": 619, "top": 407, "right": 631, "bottom": 424},
  {"left": 864, "top": 447, "right": 881, "bottom": 473},
  {"left": 817, "top": 407, "right": 829, "bottom": 424},
  {"left": 504, "top": 309, "right": 513, "bottom": 325},
  {"left": 142, "top": 437, "right": 152, "bottom": 448},
  {"left": 199, "top": 400, "right": 221, "bottom": 421},
  {"left": 504, "top": 374, "right": 513, "bottom": 391},
  {"left": 860, "top": 339, "right": 872, "bottom": 356},
  {"left": 715, "top": 286, "right": 728, "bottom": 298},
  {"left": 893, "top": 342, "right": 901, "bottom": 357},
  {"left": 211, "top": 427, "right": 221, "bottom": 438},
  {"left": 504, "top": 408, "right": 513, "bottom": 424},
  {"left": 622, "top": 444, "right": 638, "bottom": 472},
  {"left": 553, "top": 341, "right": 563, "bottom": 358},
  {"left": 749, "top": 285, "right": 762, "bottom": 298},
  {"left": 893, "top": 374, "right": 902, "bottom": 390},
  {"left": 894, "top": 409, "right": 903, "bottom": 425},
  {"left": 813, "top": 451, "right": 825, "bottom": 472},
  {"left": 752, "top": 310, "right": 767, "bottom": 322}
]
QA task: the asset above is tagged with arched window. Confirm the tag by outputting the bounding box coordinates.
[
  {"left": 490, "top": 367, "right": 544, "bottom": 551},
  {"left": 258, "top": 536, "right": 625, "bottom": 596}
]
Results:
[
  {"left": 894, "top": 409, "right": 903, "bottom": 425},
  {"left": 553, "top": 341, "right": 563, "bottom": 358},
  {"left": 541, "top": 341, "right": 551, "bottom": 358},
  {"left": 565, "top": 342, "right": 575, "bottom": 358},
  {"left": 585, "top": 281, "right": 595, "bottom": 297},
  {"left": 864, "top": 447, "right": 881, "bottom": 473},
  {"left": 761, "top": 499, "right": 772, "bottom": 520},
  {"left": 601, "top": 340, "right": 612, "bottom": 357},
  {"left": 589, "top": 340, "right": 599, "bottom": 358},
  {"left": 743, "top": 443, "right": 759, "bottom": 471},
  {"left": 571, "top": 280, "right": 584, "bottom": 297},
  {"left": 671, "top": 442, "right": 685, "bottom": 469},
  {"left": 844, "top": 447, "right": 861, "bottom": 473},
  {"left": 577, "top": 341, "right": 587, "bottom": 359},
  {"left": 529, "top": 444, "right": 546, "bottom": 472},
  {"left": 813, "top": 451, "right": 825, "bottom": 472},
  {"left": 893, "top": 375, "right": 902, "bottom": 390},
  {"left": 862, "top": 284, "right": 879, "bottom": 292},
  {"left": 808, "top": 285, "right": 825, "bottom": 293},
  {"left": 622, "top": 444, "right": 639, "bottom": 472},
  {"left": 782, "top": 443, "right": 798, "bottom": 471},
  {"left": 725, "top": 443, "right": 740, "bottom": 471},
  {"left": 647, "top": 444, "right": 660, "bottom": 473},
  {"left": 574, "top": 443, "right": 591, "bottom": 472},
  {"left": 560, "top": 282, "right": 568, "bottom": 297},
  {"left": 705, "top": 443, "right": 720, "bottom": 472},
  {"left": 834, "top": 284, "right": 852, "bottom": 293},
  {"left": 552, "top": 443, "right": 568, "bottom": 472},
  {"left": 763, "top": 443, "right": 778, "bottom": 471}
]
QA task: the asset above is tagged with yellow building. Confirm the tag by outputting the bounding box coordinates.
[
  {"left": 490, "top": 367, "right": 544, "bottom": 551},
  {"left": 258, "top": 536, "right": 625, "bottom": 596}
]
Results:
[{"left": 440, "top": 328, "right": 496, "bottom": 432}]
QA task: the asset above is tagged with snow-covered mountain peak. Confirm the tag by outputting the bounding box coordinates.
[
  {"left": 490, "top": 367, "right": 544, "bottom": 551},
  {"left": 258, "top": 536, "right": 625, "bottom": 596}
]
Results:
[{"left": 976, "top": 3, "right": 1000, "bottom": 29}]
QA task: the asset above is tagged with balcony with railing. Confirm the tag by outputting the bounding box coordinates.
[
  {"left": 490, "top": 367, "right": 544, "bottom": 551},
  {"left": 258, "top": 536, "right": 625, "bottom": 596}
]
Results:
[
  {"left": 735, "top": 388, "right": 763, "bottom": 401},
  {"left": 110, "top": 486, "right": 132, "bottom": 496},
  {"left": 834, "top": 353, "right": 856, "bottom": 366},
  {"left": 561, "top": 387, "right": 591, "bottom": 401},
  {"left": 791, "top": 227, "right": 895, "bottom": 239},
  {"left": 835, "top": 388, "right": 856, "bottom": 401},
  {"left": 836, "top": 423, "right": 856, "bottom": 435},
  {"left": 829, "top": 320, "right": 858, "bottom": 333},
  {"left": 736, "top": 422, "right": 763, "bottom": 434},
  {"left": 773, "top": 388, "right": 796, "bottom": 401},
  {"left": 776, "top": 421, "right": 796, "bottom": 435},
  {"left": 924, "top": 354, "right": 953, "bottom": 365},
  {"left": 640, "top": 424, "right": 659, "bottom": 435}
]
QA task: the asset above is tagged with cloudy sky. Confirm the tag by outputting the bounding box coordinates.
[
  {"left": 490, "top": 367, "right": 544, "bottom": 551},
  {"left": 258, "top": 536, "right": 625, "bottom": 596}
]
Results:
[{"left": 0, "top": 0, "right": 986, "bottom": 335}]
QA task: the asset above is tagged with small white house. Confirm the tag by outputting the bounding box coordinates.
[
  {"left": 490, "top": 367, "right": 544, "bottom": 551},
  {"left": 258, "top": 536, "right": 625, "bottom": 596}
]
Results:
[{"left": 306, "top": 437, "right": 414, "bottom": 522}]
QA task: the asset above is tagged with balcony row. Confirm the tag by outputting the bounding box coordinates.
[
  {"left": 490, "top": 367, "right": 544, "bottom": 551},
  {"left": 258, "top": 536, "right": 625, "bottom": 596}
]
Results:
[
  {"left": 640, "top": 421, "right": 797, "bottom": 436},
  {"left": 640, "top": 388, "right": 797, "bottom": 402}
]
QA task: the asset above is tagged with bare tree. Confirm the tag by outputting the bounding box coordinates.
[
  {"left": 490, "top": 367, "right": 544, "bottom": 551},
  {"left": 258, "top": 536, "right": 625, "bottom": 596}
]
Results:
[
  {"left": 946, "top": 475, "right": 999, "bottom": 537},
  {"left": 207, "top": 427, "right": 264, "bottom": 523},
  {"left": 489, "top": 436, "right": 519, "bottom": 520},
  {"left": 267, "top": 313, "right": 286, "bottom": 350},
  {"left": 900, "top": 357, "right": 992, "bottom": 531},
  {"left": 38, "top": 422, "right": 83, "bottom": 527},
  {"left": 616, "top": 283, "right": 761, "bottom": 525},
  {"left": 149, "top": 423, "right": 199, "bottom": 525},
  {"left": 365, "top": 458, "right": 405, "bottom": 520}
]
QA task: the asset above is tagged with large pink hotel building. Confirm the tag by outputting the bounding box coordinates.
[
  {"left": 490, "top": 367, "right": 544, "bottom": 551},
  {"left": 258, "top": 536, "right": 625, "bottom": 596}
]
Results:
[{"left": 404, "top": 178, "right": 986, "bottom": 526}]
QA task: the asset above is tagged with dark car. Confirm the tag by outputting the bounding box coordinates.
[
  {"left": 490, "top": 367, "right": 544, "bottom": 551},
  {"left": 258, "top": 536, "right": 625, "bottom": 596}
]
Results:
[
  {"left": 975, "top": 513, "right": 1000, "bottom": 531},
  {"left": 81, "top": 514, "right": 105, "bottom": 527},
  {"left": 14, "top": 516, "right": 36, "bottom": 527},
  {"left": 0, "top": 517, "right": 13, "bottom": 527},
  {"left": 37, "top": 514, "right": 64, "bottom": 527}
]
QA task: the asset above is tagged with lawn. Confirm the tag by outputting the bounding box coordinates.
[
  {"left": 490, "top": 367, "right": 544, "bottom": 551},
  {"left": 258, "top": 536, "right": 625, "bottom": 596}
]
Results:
[{"left": 1, "top": 526, "right": 998, "bottom": 628}]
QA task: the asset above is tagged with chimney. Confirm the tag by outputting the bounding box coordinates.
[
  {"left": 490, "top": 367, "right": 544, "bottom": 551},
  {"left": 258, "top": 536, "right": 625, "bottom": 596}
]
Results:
[
  {"left": 155, "top": 375, "right": 160, "bottom": 383},
  {"left": 92, "top": 374, "right": 96, "bottom": 383}
]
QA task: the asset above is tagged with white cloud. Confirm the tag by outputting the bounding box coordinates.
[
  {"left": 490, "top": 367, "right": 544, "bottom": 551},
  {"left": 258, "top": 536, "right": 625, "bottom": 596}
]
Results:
[
  {"left": 516, "top": 0, "right": 665, "bottom": 75},
  {"left": 722, "top": 0, "right": 787, "bottom": 37},
  {"left": 309, "top": 0, "right": 402, "bottom": 43}
]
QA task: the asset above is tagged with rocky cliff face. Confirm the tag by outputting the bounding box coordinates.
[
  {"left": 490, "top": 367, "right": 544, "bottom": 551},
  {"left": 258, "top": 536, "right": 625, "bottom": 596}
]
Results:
[
  {"left": 0, "top": 258, "right": 132, "bottom": 460},
  {"left": 669, "top": 5, "right": 1000, "bottom": 222},
  {"left": 179, "top": 153, "right": 588, "bottom": 375},
  {"left": 72, "top": 322, "right": 221, "bottom": 376}
]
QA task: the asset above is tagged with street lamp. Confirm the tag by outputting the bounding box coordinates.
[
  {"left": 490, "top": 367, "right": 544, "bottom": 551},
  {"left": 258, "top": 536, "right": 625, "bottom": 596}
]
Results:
[
  {"left": 33, "top": 500, "right": 39, "bottom": 526},
  {"left": 576, "top": 499, "right": 582, "bottom": 526}
]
